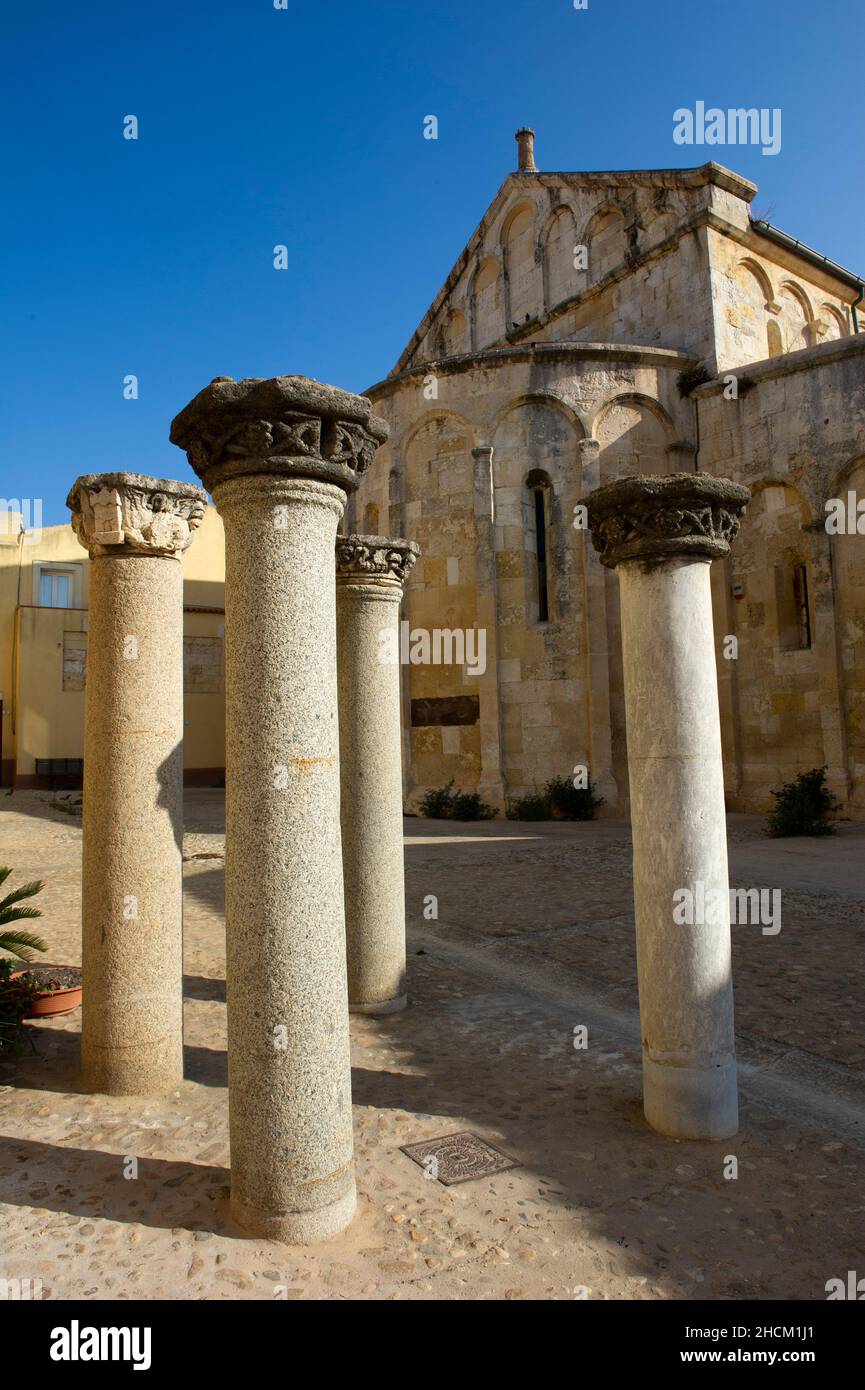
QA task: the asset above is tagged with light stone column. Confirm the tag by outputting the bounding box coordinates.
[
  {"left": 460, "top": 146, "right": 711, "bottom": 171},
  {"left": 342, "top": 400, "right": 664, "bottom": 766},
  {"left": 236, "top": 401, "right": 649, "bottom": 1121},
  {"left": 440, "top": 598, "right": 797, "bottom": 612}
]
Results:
[
  {"left": 804, "top": 520, "right": 851, "bottom": 808},
  {"left": 335, "top": 534, "right": 419, "bottom": 1014},
  {"left": 577, "top": 439, "right": 618, "bottom": 810},
  {"left": 584, "top": 473, "right": 750, "bottom": 1140},
  {"left": 171, "top": 374, "right": 388, "bottom": 1243},
  {"left": 471, "top": 445, "right": 507, "bottom": 811},
  {"left": 67, "top": 473, "right": 207, "bottom": 1095}
]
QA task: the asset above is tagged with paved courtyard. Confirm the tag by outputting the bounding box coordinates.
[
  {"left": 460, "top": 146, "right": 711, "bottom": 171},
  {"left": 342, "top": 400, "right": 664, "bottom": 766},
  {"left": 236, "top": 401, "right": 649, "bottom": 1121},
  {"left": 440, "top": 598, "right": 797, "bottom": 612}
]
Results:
[{"left": 1, "top": 790, "right": 863, "bottom": 1301}]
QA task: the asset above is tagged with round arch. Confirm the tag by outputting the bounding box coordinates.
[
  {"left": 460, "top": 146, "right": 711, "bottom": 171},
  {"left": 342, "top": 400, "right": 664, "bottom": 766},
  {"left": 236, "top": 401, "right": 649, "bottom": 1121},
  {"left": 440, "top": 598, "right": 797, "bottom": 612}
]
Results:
[
  {"left": 490, "top": 389, "right": 587, "bottom": 441},
  {"left": 590, "top": 391, "right": 675, "bottom": 440}
]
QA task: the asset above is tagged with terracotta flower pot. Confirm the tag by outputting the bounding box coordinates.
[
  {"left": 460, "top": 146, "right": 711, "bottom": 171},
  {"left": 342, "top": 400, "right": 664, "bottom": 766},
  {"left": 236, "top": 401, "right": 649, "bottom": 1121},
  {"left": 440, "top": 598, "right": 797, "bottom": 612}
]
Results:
[{"left": 10, "top": 965, "right": 82, "bottom": 1019}]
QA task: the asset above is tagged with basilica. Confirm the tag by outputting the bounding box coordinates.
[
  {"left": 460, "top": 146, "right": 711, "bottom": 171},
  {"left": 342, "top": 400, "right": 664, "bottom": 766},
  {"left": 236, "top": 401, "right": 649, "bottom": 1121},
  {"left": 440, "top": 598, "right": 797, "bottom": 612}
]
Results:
[{"left": 351, "top": 130, "right": 865, "bottom": 817}]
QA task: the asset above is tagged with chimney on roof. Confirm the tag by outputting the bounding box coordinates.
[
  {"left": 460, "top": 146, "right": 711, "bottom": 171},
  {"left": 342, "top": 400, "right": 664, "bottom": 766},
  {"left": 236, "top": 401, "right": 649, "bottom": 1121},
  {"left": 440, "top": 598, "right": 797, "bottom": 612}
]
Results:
[{"left": 515, "top": 127, "right": 537, "bottom": 173}]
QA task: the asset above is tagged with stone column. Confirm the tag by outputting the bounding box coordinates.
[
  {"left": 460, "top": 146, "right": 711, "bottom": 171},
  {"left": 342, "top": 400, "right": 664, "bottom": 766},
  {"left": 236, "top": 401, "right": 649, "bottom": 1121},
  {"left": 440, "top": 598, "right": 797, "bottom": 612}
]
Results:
[
  {"left": 584, "top": 474, "right": 750, "bottom": 1140},
  {"left": 67, "top": 473, "right": 207, "bottom": 1095},
  {"left": 471, "top": 446, "right": 507, "bottom": 811},
  {"left": 804, "top": 521, "right": 850, "bottom": 808},
  {"left": 171, "top": 375, "right": 388, "bottom": 1243},
  {"left": 335, "top": 534, "right": 419, "bottom": 1014},
  {"left": 577, "top": 439, "right": 618, "bottom": 809}
]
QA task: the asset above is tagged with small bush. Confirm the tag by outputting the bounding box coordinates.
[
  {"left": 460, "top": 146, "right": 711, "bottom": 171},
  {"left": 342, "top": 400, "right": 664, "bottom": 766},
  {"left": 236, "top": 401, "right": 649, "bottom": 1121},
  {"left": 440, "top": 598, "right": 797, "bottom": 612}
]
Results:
[
  {"left": 418, "top": 782, "right": 495, "bottom": 821},
  {"left": 767, "top": 766, "right": 841, "bottom": 837},
  {"left": 418, "top": 782, "right": 456, "bottom": 818},
  {"left": 449, "top": 791, "right": 496, "bottom": 821},
  {"left": 546, "top": 775, "right": 604, "bottom": 821},
  {"left": 506, "top": 792, "right": 550, "bottom": 821}
]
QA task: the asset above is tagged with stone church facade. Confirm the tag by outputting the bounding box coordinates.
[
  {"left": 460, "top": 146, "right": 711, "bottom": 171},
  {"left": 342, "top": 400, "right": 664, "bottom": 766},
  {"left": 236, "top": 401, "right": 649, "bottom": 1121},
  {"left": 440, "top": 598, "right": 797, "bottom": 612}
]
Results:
[{"left": 351, "top": 131, "right": 865, "bottom": 817}]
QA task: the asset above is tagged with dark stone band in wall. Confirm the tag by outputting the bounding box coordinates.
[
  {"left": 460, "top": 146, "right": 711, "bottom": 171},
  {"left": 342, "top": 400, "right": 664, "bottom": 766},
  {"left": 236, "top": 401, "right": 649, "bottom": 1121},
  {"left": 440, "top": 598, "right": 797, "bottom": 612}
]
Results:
[
  {"left": 411, "top": 696, "right": 480, "bottom": 728},
  {"left": 582, "top": 472, "right": 751, "bottom": 568}
]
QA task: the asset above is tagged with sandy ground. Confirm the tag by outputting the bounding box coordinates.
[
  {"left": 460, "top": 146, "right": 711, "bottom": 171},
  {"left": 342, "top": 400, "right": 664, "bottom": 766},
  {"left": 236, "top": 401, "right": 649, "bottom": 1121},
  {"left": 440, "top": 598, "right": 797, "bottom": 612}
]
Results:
[{"left": 1, "top": 790, "right": 863, "bottom": 1301}]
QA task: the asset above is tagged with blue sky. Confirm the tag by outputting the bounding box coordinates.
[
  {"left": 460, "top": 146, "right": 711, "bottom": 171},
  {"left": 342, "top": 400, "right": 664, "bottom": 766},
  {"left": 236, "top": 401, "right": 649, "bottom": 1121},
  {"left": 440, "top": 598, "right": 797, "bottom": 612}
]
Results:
[{"left": 2, "top": 0, "right": 863, "bottom": 523}]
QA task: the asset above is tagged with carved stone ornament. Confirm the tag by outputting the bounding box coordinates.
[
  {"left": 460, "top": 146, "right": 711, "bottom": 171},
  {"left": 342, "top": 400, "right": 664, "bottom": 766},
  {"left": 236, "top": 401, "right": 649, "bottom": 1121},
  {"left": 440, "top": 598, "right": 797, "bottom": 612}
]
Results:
[
  {"left": 582, "top": 473, "right": 751, "bottom": 569},
  {"left": 169, "top": 375, "right": 389, "bottom": 495},
  {"left": 66, "top": 473, "right": 208, "bottom": 557},
  {"left": 335, "top": 533, "right": 420, "bottom": 585}
]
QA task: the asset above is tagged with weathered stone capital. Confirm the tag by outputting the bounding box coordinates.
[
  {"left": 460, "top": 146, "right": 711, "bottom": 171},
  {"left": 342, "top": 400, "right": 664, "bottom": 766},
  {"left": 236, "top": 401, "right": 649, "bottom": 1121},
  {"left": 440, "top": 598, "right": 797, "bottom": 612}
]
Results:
[
  {"left": 583, "top": 473, "right": 750, "bottom": 568},
  {"left": 67, "top": 473, "right": 207, "bottom": 558},
  {"left": 335, "top": 534, "right": 419, "bottom": 588},
  {"left": 169, "top": 375, "right": 389, "bottom": 495}
]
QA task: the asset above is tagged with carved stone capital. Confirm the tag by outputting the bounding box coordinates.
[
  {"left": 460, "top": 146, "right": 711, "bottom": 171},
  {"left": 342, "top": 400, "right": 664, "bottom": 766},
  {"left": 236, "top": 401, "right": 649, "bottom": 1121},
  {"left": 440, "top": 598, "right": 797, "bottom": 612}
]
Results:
[
  {"left": 335, "top": 533, "right": 419, "bottom": 588},
  {"left": 66, "top": 473, "right": 207, "bottom": 558},
  {"left": 169, "top": 375, "right": 389, "bottom": 495},
  {"left": 583, "top": 473, "right": 750, "bottom": 568}
]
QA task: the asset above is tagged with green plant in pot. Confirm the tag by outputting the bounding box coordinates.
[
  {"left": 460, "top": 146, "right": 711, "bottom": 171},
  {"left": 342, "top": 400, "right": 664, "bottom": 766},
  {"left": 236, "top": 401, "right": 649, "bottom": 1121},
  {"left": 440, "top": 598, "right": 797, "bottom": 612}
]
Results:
[
  {"left": 0, "top": 868, "right": 48, "bottom": 1052},
  {"left": 0, "top": 869, "right": 83, "bottom": 1050}
]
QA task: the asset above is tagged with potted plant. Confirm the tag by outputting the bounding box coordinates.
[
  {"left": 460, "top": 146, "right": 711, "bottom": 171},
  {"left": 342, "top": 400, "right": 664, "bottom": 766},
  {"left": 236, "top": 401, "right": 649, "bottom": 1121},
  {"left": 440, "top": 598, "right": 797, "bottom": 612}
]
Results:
[{"left": 0, "top": 869, "right": 82, "bottom": 1045}]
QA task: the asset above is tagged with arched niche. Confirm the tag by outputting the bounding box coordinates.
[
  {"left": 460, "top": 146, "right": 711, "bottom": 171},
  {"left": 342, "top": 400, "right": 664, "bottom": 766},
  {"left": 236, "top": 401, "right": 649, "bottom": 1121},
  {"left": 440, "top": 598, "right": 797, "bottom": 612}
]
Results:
[
  {"left": 593, "top": 393, "right": 673, "bottom": 483},
  {"left": 733, "top": 259, "right": 778, "bottom": 361},
  {"left": 502, "top": 203, "right": 539, "bottom": 328},
  {"left": 584, "top": 204, "right": 626, "bottom": 282},
  {"left": 444, "top": 306, "right": 467, "bottom": 355},
  {"left": 767, "top": 319, "right": 783, "bottom": 357},
  {"left": 820, "top": 304, "right": 848, "bottom": 341},
  {"left": 470, "top": 256, "right": 503, "bottom": 350},
  {"left": 779, "top": 281, "right": 814, "bottom": 352},
  {"left": 541, "top": 204, "right": 580, "bottom": 312}
]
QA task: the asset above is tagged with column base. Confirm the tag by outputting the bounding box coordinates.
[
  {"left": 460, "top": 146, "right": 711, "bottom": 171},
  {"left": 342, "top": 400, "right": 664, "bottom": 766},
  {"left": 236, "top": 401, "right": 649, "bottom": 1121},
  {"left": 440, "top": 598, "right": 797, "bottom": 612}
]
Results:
[
  {"left": 642, "top": 1051, "right": 738, "bottom": 1140},
  {"left": 80, "top": 1044, "right": 184, "bottom": 1097},
  {"left": 349, "top": 993, "right": 407, "bottom": 1016},
  {"left": 230, "top": 1182, "right": 357, "bottom": 1245}
]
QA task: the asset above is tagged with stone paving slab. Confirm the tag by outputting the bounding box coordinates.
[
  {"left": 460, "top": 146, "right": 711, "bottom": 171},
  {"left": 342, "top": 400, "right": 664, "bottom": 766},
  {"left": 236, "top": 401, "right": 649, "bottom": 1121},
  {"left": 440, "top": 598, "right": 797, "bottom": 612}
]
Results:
[{"left": 0, "top": 792, "right": 863, "bottom": 1300}]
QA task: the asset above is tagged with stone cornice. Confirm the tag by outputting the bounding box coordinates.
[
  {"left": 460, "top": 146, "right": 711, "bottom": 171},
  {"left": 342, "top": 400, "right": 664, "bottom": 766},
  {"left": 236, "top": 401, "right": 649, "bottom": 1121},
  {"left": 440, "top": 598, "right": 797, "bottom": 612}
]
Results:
[
  {"left": 335, "top": 534, "right": 419, "bottom": 586},
  {"left": 367, "top": 342, "right": 696, "bottom": 402},
  {"left": 170, "top": 376, "right": 389, "bottom": 496},
  {"left": 66, "top": 473, "right": 207, "bottom": 558},
  {"left": 690, "top": 332, "right": 865, "bottom": 398},
  {"left": 583, "top": 473, "right": 750, "bottom": 568}
]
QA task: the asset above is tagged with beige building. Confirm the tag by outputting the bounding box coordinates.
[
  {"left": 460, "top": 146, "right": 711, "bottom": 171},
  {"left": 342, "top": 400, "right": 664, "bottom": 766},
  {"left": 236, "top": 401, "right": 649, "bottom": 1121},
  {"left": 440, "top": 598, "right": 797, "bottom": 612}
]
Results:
[
  {"left": 351, "top": 131, "right": 865, "bottom": 817},
  {"left": 0, "top": 502, "right": 226, "bottom": 788}
]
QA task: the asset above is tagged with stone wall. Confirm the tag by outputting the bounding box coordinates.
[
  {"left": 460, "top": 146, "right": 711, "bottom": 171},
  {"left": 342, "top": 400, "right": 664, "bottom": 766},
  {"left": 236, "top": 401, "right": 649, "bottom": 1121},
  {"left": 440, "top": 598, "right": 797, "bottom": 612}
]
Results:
[{"left": 697, "top": 335, "right": 865, "bottom": 813}]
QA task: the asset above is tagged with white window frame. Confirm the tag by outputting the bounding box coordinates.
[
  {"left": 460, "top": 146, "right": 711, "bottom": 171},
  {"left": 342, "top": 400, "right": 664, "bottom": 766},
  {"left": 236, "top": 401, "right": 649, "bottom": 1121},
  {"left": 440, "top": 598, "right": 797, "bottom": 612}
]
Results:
[{"left": 33, "top": 562, "right": 82, "bottom": 609}]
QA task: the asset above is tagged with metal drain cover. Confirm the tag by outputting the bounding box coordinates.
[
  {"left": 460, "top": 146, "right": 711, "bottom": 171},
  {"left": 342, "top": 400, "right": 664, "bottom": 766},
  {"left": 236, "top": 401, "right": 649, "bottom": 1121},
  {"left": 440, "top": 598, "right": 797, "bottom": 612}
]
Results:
[{"left": 400, "top": 1131, "right": 520, "bottom": 1185}]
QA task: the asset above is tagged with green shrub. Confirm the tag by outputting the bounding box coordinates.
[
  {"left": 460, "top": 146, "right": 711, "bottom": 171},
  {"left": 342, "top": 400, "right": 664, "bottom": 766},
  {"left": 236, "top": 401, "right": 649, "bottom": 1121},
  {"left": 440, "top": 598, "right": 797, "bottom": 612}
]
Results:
[
  {"left": 545, "top": 775, "right": 604, "bottom": 821},
  {"left": 767, "top": 767, "right": 840, "bottom": 837},
  {"left": 449, "top": 791, "right": 496, "bottom": 821},
  {"left": 418, "top": 782, "right": 496, "bottom": 821},
  {"left": 0, "top": 868, "right": 48, "bottom": 1053},
  {"left": 0, "top": 972, "right": 41, "bottom": 1053},
  {"left": 418, "top": 782, "right": 455, "bottom": 818},
  {"left": 506, "top": 792, "right": 550, "bottom": 821}
]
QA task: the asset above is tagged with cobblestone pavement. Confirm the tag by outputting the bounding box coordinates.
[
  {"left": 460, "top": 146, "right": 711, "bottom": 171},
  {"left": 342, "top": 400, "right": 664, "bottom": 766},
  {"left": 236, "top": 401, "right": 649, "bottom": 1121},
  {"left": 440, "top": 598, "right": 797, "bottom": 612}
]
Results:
[{"left": 1, "top": 791, "right": 863, "bottom": 1301}]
